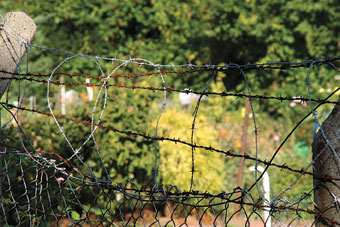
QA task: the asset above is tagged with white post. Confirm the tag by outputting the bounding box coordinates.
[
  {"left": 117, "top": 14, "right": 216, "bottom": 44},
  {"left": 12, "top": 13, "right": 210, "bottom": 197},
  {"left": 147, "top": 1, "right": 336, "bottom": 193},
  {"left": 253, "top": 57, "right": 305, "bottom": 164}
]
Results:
[
  {"left": 61, "top": 75, "right": 66, "bottom": 115},
  {"left": 86, "top": 78, "right": 93, "bottom": 101},
  {"left": 248, "top": 166, "right": 271, "bottom": 227}
]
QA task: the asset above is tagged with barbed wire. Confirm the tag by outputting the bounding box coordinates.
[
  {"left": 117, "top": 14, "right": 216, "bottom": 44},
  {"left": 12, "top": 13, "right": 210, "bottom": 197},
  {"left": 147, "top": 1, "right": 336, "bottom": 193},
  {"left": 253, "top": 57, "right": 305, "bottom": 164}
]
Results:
[
  {"left": 0, "top": 103, "right": 312, "bottom": 177},
  {"left": 0, "top": 75, "right": 338, "bottom": 106},
  {"left": 1, "top": 14, "right": 340, "bottom": 226},
  {"left": 4, "top": 100, "right": 340, "bottom": 183},
  {"left": 22, "top": 43, "right": 340, "bottom": 71},
  {"left": 2, "top": 60, "right": 339, "bottom": 226}
]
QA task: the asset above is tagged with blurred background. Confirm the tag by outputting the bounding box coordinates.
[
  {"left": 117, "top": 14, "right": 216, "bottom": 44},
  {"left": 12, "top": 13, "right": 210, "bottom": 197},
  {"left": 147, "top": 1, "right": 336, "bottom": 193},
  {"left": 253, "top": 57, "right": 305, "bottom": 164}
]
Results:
[{"left": 1, "top": 0, "right": 340, "bottom": 225}]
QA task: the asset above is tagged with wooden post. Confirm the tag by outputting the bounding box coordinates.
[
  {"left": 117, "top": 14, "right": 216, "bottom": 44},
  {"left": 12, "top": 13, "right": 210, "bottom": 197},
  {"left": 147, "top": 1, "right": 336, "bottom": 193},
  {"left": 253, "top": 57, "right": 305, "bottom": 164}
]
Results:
[
  {"left": 0, "top": 12, "right": 36, "bottom": 225},
  {"left": 237, "top": 98, "right": 251, "bottom": 186},
  {"left": 235, "top": 97, "right": 250, "bottom": 214},
  {"left": 312, "top": 96, "right": 340, "bottom": 226},
  {"left": 0, "top": 12, "right": 36, "bottom": 98}
]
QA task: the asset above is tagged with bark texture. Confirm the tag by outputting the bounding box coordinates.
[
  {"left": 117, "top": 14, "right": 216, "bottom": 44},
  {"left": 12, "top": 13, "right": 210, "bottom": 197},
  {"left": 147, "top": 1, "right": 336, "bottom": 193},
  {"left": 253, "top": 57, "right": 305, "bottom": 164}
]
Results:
[
  {"left": 312, "top": 97, "right": 340, "bottom": 226},
  {"left": 0, "top": 12, "right": 36, "bottom": 99}
]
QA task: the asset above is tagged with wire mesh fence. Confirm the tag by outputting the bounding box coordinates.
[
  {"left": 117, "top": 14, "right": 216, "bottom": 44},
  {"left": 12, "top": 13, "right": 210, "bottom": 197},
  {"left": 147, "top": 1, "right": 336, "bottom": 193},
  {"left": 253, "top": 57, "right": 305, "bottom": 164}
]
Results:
[{"left": 1, "top": 12, "right": 340, "bottom": 227}]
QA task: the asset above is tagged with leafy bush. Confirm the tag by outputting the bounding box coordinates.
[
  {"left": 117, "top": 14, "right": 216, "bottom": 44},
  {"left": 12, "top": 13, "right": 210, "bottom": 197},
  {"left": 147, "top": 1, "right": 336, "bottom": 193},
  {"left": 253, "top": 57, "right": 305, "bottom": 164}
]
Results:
[{"left": 155, "top": 108, "right": 225, "bottom": 193}]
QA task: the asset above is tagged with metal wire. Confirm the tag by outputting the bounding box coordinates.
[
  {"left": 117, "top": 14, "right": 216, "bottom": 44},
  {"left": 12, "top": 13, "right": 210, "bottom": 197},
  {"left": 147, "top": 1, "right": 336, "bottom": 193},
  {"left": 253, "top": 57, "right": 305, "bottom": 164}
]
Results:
[{"left": 1, "top": 20, "right": 340, "bottom": 226}]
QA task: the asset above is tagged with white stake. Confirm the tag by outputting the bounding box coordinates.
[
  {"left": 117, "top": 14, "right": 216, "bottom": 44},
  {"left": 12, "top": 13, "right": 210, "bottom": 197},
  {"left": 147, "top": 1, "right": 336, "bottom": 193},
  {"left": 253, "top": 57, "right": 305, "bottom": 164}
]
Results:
[{"left": 248, "top": 165, "right": 271, "bottom": 227}]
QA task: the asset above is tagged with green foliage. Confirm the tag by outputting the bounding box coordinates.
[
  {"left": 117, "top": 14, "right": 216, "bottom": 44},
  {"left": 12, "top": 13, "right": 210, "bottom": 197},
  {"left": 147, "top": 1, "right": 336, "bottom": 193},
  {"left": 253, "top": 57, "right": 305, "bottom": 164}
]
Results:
[
  {"left": 2, "top": 0, "right": 338, "bottom": 92},
  {"left": 1, "top": 0, "right": 339, "bottom": 223},
  {"left": 155, "top": 108, "right": 225, "bottom": 193},
  {"left": 0, "top": 79, "right": 160, "bottom": 224},
  {"left": 90, "top": 82, "right": 158, "bottom": 184},
  {"left": 1, "top": 0, "right": 339, "bottom": 125},
  {"left": 21, "top": 84, "right": 157, "bottom": 185}
]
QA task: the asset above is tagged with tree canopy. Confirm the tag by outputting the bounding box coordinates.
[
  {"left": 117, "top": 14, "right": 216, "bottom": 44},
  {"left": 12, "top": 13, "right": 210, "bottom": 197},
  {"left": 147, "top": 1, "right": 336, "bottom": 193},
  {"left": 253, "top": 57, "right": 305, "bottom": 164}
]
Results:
[{"left": 1, "top": 0, "right": 339, "bottom": 89}]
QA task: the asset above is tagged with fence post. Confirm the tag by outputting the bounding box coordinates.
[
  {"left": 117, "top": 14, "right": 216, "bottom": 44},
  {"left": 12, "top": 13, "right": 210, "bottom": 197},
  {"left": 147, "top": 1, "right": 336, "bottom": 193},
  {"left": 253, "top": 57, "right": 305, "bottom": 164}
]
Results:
[
  {"left": 235, "top": 97, "right": 250, "bottom": 214},
  {"left": 0, "top": 12, "right": 36, "bottom": 98},
  {"left": 312, "top": 97, "right": 340, "bottom": 226},
  {"left": 0, "top": 12, "right": 36, "bottom": 226}
]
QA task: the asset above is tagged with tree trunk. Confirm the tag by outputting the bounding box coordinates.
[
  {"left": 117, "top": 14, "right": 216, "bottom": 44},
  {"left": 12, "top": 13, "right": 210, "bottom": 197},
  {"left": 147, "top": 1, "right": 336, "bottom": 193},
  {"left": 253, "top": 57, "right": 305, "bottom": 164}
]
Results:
[{"left": 312, "top": 96, "right": 340, "bottom": 226}]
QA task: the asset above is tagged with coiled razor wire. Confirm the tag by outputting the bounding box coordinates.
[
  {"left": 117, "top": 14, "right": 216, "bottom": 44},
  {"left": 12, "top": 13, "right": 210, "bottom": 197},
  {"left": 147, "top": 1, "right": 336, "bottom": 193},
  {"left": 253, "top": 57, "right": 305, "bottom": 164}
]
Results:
[{"left": 1, "top": 12, "right": 340, "bottom": 226}]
